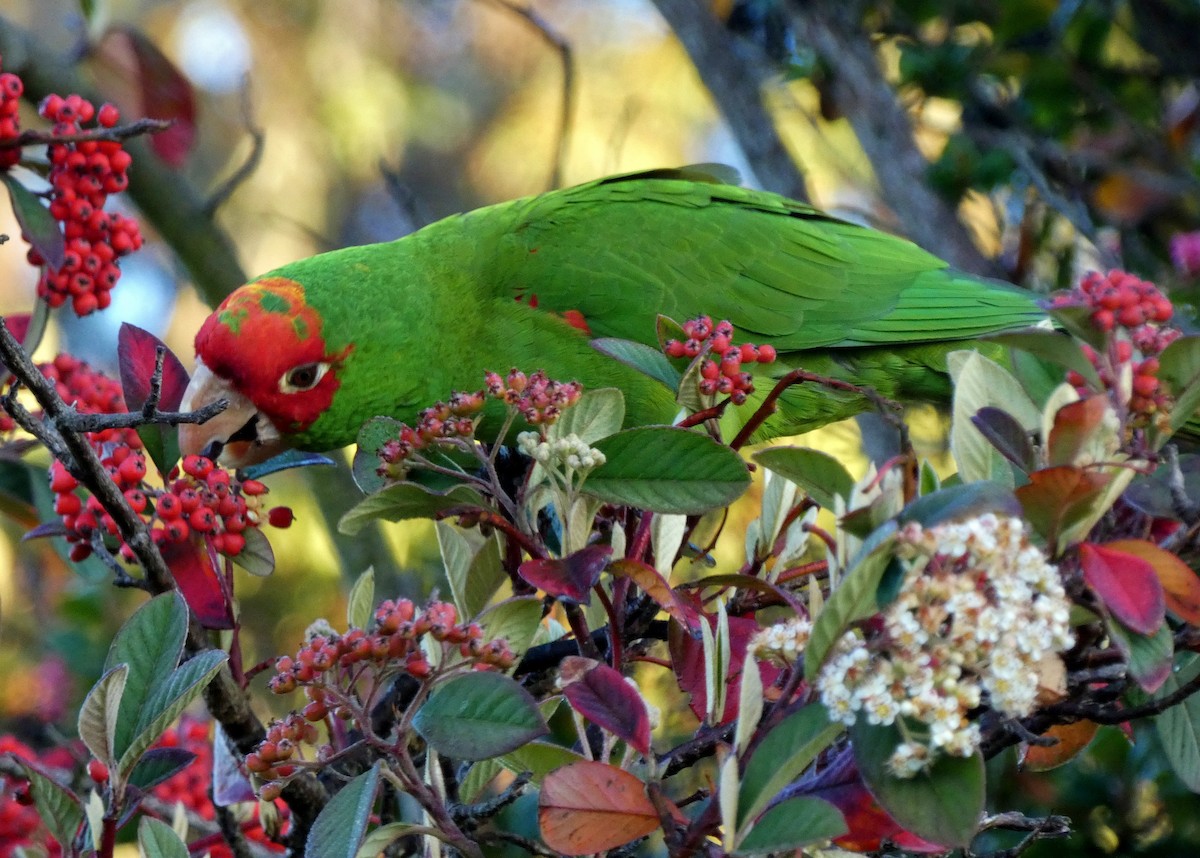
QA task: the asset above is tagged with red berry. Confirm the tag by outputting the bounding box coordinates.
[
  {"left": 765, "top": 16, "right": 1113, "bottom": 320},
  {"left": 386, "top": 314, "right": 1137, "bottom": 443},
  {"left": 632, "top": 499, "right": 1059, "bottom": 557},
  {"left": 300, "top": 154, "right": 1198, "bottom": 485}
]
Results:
[
  {"left": 87, "top": 759, "right": 109, "bottom": 783},
  {"left": 188, "top": 508, "right": 216, "bottom": 533},
  {"left": 268, "top": 507, "right": 294, "bottom": 528}
]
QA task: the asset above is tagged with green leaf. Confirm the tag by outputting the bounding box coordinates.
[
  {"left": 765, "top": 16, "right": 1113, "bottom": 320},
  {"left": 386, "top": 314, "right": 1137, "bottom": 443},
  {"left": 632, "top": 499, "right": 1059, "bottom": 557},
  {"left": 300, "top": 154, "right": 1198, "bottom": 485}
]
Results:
[
  {"left": 590, "top": 338, "right": 681, "bottom": 390},
  {"left": 105, "top": 593, "right": 187, "bottom": 763},
  {"left": 346, "top": 567, "right": 375, "bottom": 630},
  {"left": 78, "top": 663, "right": 127, "bottom": 766},
  {"left": 438, "top": 524, "right": 505, "bottom": 620},
  {"left": 1049, "top": 304, "right": 1108, "bottom": 350},
  {"left": 233, "top": 526, "right": 275, "bottom": 577},
  {"left": 127, "top": 747, "right": 197, "bottom": 792},
  {"left": 137, "top": 816, "right": 190, "bottom": 858},
  {"left": 852, "top": 720, "right": 983, "bottom": 848},
  {"left": 805, "top": 522, "right": 898, "bottom": 682},
  {"left": 497, "top": 740, "right": 587, "bottom": 783},
  {"left": 948, "top": 350, "right": 1039, "bottom": 486},
  {"left": 477, "top": 596, "right": 544, "bottom": 661},
  {"left": 306, "top": 763, "right": 380, "bottom": 858},
  {"left": 547, "top": 387, "right": 625, "bottom": 445},
  {"left": 584, "top": 427, "right": 750, "bottom": 514},
  {"left": 413, "top": 672, "right": 548, "bottom": 761},
  {"left": 1108, "top": 618, "right": 1173, "bottom": 693},
  {"left": 338, "top": 482, "right": 484, "bottom": 535},
  {"left": 352, "top": 417, "right": 404, "bottom": 495},
  {"left": 734, "top": 796, "right": 846, "bottom": 855},
  {"left": 753, "top": 446, "right": 854, "bottom": 510},
  {"left": 1153, "top": 653, "right": 1200, "bottom": 791},
  {"left": 990, "top": 329, "right": 1102, "bottom": 389},
  {"left": 2, "top": 172, "right": 64, "bottom": 269},
  {"left": 118, "top": 650, "right": 227, "bottom": 778},
  {"left": 899, "top": 482, "right": 1020, "bottom": 527},
  {"left": 355, "top": 822, "right": 420, "bottom": 858},
  {"left": 17, "top": 760, "right": 83, "bottom": 850},
  {"left": 737, "top": 703, "right": 844, "bottom": 831},
  {"left": 1159, "top": 336, "right": 1200, "bottom": 433}
]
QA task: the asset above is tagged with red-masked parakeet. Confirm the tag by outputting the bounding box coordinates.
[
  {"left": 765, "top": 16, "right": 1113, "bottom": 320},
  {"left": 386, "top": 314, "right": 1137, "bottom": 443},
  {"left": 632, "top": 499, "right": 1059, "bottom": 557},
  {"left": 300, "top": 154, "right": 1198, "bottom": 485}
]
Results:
[{"left": 179, "top": 168, "right": 1044, "bottom": 467}]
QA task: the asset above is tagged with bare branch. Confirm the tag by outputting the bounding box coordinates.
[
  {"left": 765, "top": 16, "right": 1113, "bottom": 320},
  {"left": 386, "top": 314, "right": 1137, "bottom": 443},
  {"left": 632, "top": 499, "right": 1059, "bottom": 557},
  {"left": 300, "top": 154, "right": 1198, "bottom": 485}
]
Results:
[{"left": 0, "top": 117, "right": 173, "bottom": 149}]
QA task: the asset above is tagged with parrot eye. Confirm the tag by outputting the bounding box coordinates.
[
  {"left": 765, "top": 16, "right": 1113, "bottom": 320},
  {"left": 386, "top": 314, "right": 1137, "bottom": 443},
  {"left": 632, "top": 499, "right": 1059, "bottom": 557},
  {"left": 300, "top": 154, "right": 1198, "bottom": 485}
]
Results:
[{"left": 280, "top": 362, "right": 329, "bottom": 393}]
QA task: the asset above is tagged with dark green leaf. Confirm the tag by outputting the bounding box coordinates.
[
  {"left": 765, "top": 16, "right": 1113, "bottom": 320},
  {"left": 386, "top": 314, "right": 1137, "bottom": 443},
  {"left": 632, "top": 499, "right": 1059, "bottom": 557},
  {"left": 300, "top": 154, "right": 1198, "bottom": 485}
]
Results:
[
  {"left": 1160, "top": 336, "right": 1200, "bottom": 433},
  {"left": 805, "top": 523, "right": 897, "bottom": 682},
  {"left": 737, "top": 703, "right": 844, "bottom": 829},
  {"left": 105, "top": 592, "right": 187, "bottom": 763},
  {"left": 1048, "top": 304, "right": 1107, "bottom": 350},
  {"left": 1153, "top": 653, "right": 1200, "bottom": 792},
  {"left": 138, "top": 817, "right": 190, "bottom": 858},
  {"left": 352, "top": 416, "right": 404, "bottom": 495},
  {"left": 990, "top": 329, "right": 1102, "bottom": 389},
  {"left": 584, "top": 427, "right": 750, "bottom": 514},
  {"left": 17, "top": 759, "right": 83, "bottom": 850},
  {"left": 2, "top": 172, "right": 63, "bottom": 269},
  {"left": 127, "top": 747, "right": 196, "bottom": 792},
  {"left": 414, "top": 672, "right": 548, "bottom": 760},
  {"left": 338, "top": 483, "right": 484, "bottom": 535},
  {"left": 591, "top": 338, "right": 681, "bottom": 391},
  {"left": 242, "top": 450, "right": 336, "bottom": 480},
  {"left": 232, "top": 526, "right": 275, "bottom": 577},
  {"left": 306, "top": 763, "right": 379, "bottom": 858},
  {"left": 735, "top": 796, "right": 846, "bottom": 855},
  {"left": 753, "top": 446, "right": 854, "bottom": 510},
  {"left": 900, "top": 482, "right": 1020, "bottom": 527},
  {"left": 970, "top": 407, "right": 1036, "bottom": 473},
  {"left": 852, "top": 720, "right": 983, "bottom": 848}
]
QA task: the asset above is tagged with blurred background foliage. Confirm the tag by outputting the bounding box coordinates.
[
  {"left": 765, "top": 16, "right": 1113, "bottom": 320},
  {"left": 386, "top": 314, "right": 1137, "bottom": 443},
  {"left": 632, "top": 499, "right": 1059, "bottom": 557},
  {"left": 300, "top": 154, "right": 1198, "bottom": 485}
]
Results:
[{"left": 0, "top": 1, "right": 1198, "bottom": 853}]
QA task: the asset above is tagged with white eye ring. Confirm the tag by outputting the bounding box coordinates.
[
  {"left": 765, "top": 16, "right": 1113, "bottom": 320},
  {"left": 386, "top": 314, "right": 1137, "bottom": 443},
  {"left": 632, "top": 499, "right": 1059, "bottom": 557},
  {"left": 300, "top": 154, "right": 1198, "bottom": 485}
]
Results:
[{"left": 279, "top": 361, "right": 331, "bottom": 393}]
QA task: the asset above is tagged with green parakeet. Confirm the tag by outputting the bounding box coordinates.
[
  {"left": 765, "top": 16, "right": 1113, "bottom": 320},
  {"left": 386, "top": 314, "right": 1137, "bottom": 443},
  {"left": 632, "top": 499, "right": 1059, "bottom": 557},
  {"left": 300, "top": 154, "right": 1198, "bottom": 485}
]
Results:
[{"left": 179, "top": 167, "right": 1045, "bottom": 466}]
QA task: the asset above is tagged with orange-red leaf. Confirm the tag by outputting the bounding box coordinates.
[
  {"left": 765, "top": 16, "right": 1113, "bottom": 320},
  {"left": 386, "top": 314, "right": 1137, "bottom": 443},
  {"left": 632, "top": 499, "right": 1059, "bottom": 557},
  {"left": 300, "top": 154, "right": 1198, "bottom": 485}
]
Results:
[
  {"left": 1103, "top": 538, "right": 1200, "bottom": 625},
  {"left": 1015, "top": 466, "right": 1109, "bottom": 550},
  {"left": 609, "top": 558, "right": 694, "bottom": 628},
  {"left": 539, "top": 761, "right": 660, "bottom": 856},
  {"left": 1079, "top": 542, "right": 1165, "bottom": 635},
  {"left": 1019, "top": 720, "right": 1099, "bottom": 771}
]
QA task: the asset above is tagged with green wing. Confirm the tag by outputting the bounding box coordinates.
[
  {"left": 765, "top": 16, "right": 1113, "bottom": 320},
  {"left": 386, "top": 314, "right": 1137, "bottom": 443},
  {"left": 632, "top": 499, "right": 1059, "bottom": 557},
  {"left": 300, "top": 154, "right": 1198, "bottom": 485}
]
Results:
[{"left": 484, "top": 168, "right": 1044, "bottom": 350}]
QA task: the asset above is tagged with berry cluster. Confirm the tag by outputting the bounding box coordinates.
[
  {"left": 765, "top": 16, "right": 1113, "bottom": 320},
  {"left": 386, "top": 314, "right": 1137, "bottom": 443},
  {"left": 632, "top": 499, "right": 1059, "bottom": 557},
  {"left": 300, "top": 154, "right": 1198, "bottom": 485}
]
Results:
[
  {"left": 42, "top": 353, "right": 140, "bottom": 446},
  {"left": 25, "top": 93, "right": 142, "bottom": 316},
  {"left": 664, "top": 316, "right": 777, "bottom": 405},
  {"left": 0, "top": 58, "right": 23, "bottom": 171},
  {"left": 1055, "top": 271, "right": 1180, "bottom": 423},
  {"left": 484, "top": 368, "right": 583, "bottom": 425},
  {"left": 152, "top": 718, "right": 287, "bottom": 856},
  {"left": 244, "top": 714, "right": 318, "bottom": 801},
  {"left": 50, "top": 452, "right": 291, "bottom": 563},
  {"left": 377, "top": 370, "right": 584, "bottom": 478},
  {"left": 257, "top": 600, "right": 515, "bottom": 796}
]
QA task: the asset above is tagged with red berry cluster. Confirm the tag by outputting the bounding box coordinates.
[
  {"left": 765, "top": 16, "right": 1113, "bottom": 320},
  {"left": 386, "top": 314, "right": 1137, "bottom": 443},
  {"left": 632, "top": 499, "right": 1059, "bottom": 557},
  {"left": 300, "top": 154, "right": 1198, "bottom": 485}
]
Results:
[
  {"left": 244, "top": 713, "right": 319, "bottom": 801},
  {"left": 50, "top": 452, "right": 292, "bottom": 564},
  {"left": 26, "top": 93, "right": 142, "bottom": 316},
  {"left": 152, "top": 718, "right": 287, "bottom": 856},
  {"left": 42, "top": 353, "right": 140, "bottom": 446},
  {"left": 0, "top": 58, "right": 23, "bottom": 171},
  {"left": 1055, "top": 271, "right": 1180, "bottom": 423},
  {"left": 485, "top": 368, "right": 583, "bottom": 425},
  {"left": 377, "top": 390, "right": 484, "bottom": 476},
  {"left": 664, "top": 316, "right": 778, "bottom": 405}
]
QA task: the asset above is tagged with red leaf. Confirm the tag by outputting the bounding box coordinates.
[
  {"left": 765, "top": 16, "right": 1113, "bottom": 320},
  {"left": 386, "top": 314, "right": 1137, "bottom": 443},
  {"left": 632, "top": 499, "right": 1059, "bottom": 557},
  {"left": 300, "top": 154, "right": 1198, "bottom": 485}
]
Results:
[
  {"left": 1079, "top": 542, "right": 1165, "bottom": 635},
  {"left": 96, "top": 27, "right": 196, "bottom": 166},
  {"left": 518, "top": 545, "right": 611, "bottom": 604},
  {"left": 117, "top": 323, "right": 190, "bottom": 412},
  {"left": 1102, "top": 538, "right": 1200, "bottom": 625},
  {"left": 1046, "top": 395, "right": 1110, "bottom": 467},
  {"left": 793, "top": 746, "right": 946, "bottom": 853},
  {"left": 560, "top": 657, "right": 651, "bottom": 755},
  {"left": 539, "top": 761, "right": 661, "bottom": 855},
  {"left": 608, "top": 558, "right": 695, "bottom": 629},
  {"left": 668, "top": 598, "right": 781, "bottom": 724},
  {"left": 162, "top": 538, "right": 233, "bottom": 629}
]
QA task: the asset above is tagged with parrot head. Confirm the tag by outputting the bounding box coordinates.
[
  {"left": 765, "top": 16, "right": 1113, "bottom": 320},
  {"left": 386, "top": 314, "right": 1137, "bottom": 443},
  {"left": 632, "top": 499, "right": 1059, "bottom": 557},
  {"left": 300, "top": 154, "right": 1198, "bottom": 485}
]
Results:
[{"left": 180, "top": 277, "right": 354, "bottom": 467}]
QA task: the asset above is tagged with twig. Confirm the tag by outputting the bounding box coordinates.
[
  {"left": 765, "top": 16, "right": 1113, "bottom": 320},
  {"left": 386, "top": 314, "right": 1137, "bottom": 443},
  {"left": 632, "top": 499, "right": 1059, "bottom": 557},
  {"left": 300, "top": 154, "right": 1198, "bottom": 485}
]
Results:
[
  {"left": 452, "top": 772, "right": 530, "bottom": 823},
  {"left": 204, "top": 78, "right": 265, "bottom": 217},
  {"left": 657, "top": 722, "right": 734, "bottom": 777},
  {"left": 486, "top": 0, "right": 573, "bottom": 190},
  {"left": 730, "top": 368, "right": 889, "bottom": 450},
  {"left": 966, "top": 812, "right": 1072, "bottom": 858},
  {"left": 0, "top": 117, "right": 173, "bottom": 149}
]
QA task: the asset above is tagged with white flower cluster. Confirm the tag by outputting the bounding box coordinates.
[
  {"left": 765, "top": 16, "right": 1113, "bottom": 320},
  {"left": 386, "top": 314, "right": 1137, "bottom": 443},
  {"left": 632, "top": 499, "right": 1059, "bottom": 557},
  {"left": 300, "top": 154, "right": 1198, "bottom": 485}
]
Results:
[
  {"left": 748, "top": 616, "right": 812, "bottom": 665},
  {"left": 516, "top": 431, "right": 606, "bottom": 471},
  {"left": 816, "top": 514, "right": 1074, "bottom": 778}
]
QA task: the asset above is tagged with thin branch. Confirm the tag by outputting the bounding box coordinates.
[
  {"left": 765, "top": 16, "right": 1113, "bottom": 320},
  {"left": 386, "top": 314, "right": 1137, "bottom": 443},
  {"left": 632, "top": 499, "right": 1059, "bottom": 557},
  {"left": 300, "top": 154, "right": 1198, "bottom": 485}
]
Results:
[
  {"left": 204, "top": 78, "right": 265, "bottom": 217},
  {"left": 0, "top": 117, "right": 173, "bottom": 149},
  {"left": 486, "top": 0, "right": 573, "bottom": 190}
]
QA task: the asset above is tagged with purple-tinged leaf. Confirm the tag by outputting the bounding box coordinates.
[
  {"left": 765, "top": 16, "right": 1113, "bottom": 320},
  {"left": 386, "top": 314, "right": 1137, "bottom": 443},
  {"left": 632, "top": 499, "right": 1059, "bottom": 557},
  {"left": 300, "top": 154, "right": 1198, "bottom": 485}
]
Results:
[
  {"left": 1, "top": 174, "right": 64, "bottom": 271},
  {"left": 560, "top": 657, "right": 651, "bottom": 755},
  {"left": 23, "top": 520, "right": 69, "bottom": 540},
  {"left": 1079, "top": 542, "right": 1165, "bottom": 636},
  {"left": 96, "top": 27, "right": 196, "bottom": 166},
  {"left": 519, "top": 545, "right": 612, "bottom": 604},
  {"left": 118, "top": 323, "right": 189, "bottom": 412},
  {"left": 212, "top": 724, "right": 257, "bottom": 805},
  {"left": 1109, "top": 618, "right": 1173, "bottom": 693},
  {"left": 970, "top": 407, "right": 1036, "bottom": 473}
]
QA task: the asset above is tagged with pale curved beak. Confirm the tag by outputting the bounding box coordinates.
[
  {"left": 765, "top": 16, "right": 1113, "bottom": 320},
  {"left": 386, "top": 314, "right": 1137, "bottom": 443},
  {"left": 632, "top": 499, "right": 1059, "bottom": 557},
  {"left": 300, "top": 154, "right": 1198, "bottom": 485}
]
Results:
[{"left": 179, "top": 360, "right": 285, "bottom": 469}]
